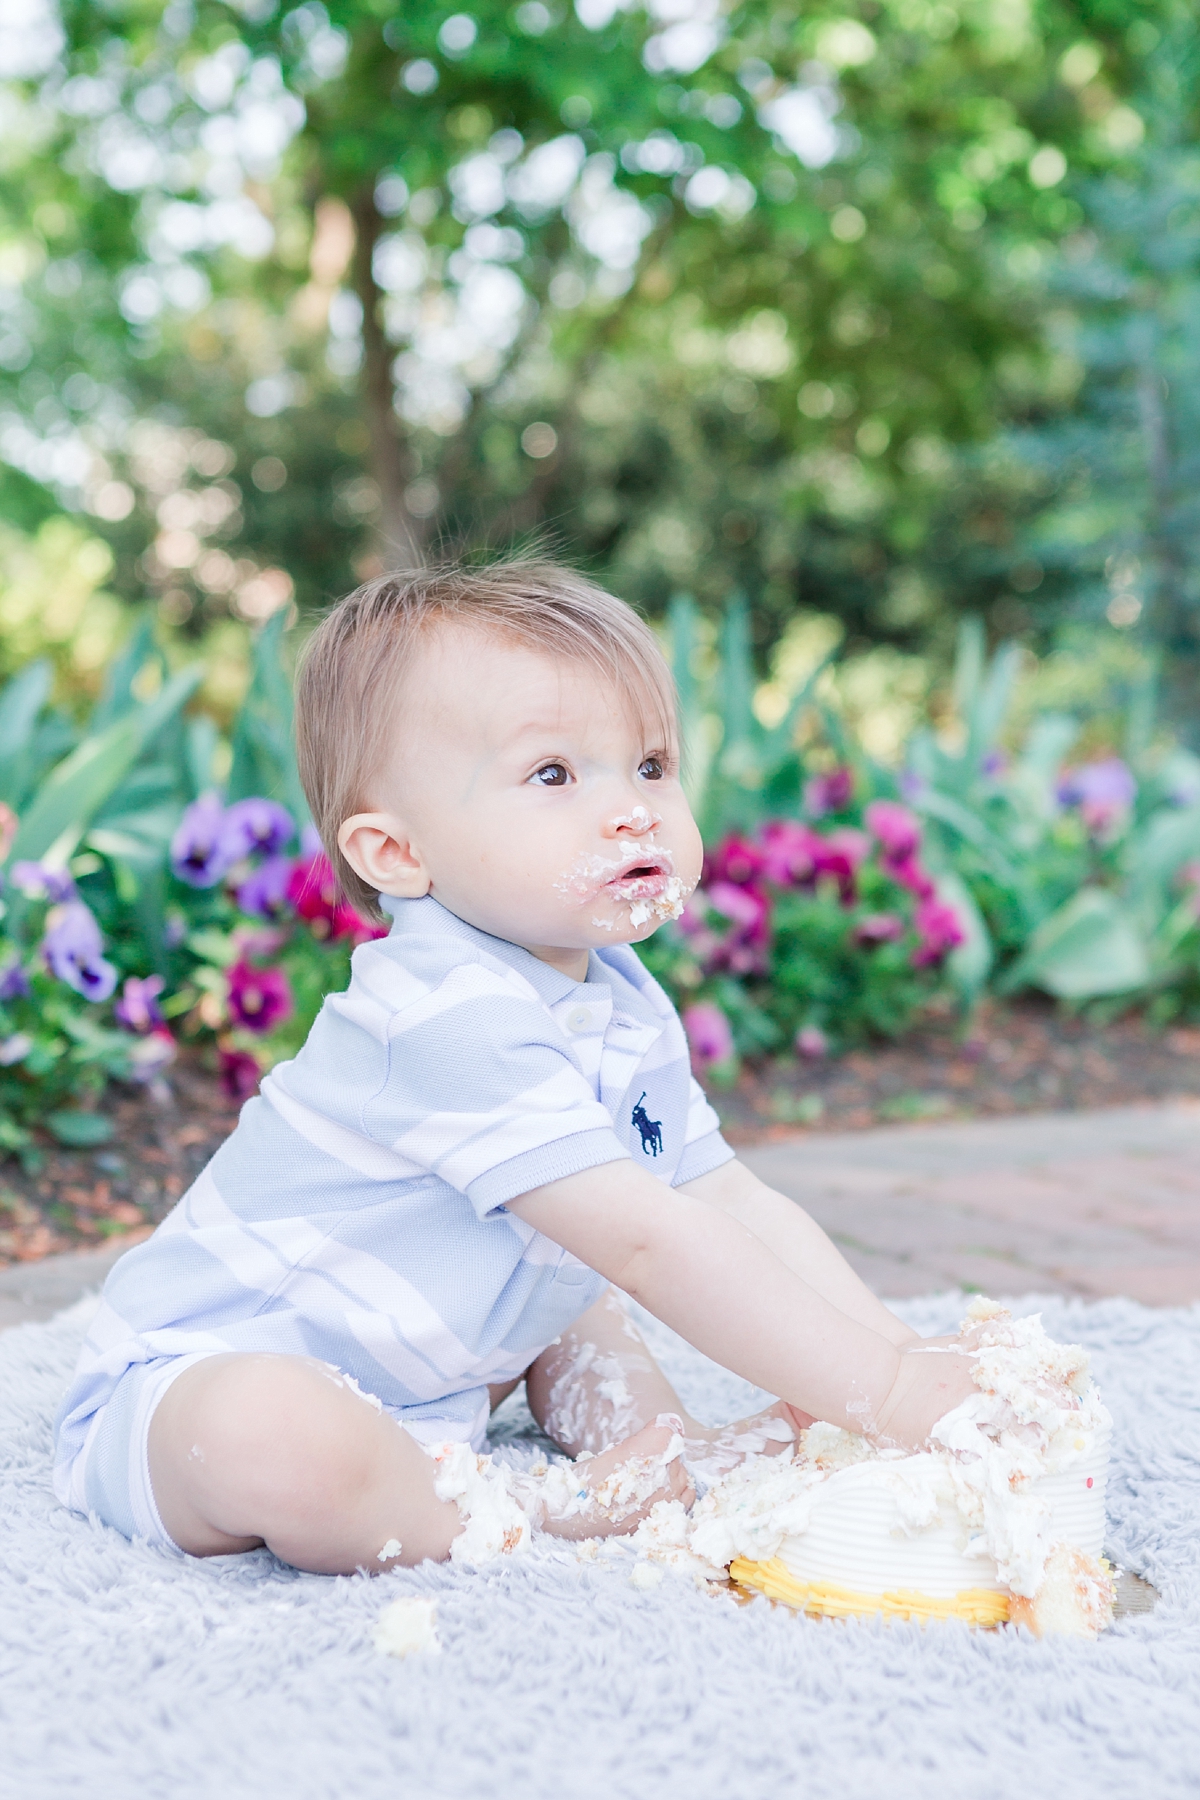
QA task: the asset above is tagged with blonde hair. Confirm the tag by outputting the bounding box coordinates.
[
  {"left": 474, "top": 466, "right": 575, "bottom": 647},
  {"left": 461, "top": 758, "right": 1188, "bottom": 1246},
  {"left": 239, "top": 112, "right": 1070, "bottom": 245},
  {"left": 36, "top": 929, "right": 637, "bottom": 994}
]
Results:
[{"left": 294, "top": 556, "right": 677, "bottom": 920}]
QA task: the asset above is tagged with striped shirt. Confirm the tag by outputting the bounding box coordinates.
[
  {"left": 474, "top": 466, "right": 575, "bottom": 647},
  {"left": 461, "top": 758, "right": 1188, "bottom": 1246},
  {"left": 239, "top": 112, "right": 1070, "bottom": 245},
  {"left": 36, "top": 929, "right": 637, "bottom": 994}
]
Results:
[{"left": 54, "top": 895, "right": 732, "bottom": 1483}]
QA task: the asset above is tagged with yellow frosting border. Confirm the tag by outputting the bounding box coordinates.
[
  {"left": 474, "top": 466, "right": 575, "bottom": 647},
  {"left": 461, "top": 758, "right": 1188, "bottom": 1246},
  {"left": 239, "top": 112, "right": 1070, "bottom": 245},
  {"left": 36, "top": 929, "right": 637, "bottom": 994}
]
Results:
[{"left": 728, "top": 1557, "right": 1011, "bottom": 1627}]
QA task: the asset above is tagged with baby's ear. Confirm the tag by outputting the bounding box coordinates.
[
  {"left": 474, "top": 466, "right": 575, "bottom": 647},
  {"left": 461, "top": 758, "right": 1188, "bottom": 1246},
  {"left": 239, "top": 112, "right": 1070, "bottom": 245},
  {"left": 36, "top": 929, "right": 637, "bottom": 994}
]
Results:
[{"left": 338, "top": 812, "right": 430, "bottom": 899}]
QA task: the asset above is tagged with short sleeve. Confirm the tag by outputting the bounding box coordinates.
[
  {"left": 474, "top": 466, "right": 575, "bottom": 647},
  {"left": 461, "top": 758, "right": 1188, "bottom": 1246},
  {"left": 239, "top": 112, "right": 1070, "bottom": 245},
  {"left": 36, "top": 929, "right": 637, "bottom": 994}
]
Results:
[
  {"left": 671, "top": 1075, "right": 736, "bottom": 1187},
  {"left": 360, "top": 954, "right": 629, "bottom": 1217}
]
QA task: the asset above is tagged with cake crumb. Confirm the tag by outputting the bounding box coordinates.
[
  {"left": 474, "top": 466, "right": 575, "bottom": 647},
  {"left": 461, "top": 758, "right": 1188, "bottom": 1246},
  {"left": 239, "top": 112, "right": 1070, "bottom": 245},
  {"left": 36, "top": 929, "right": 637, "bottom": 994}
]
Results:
[{"left": 372, "top": 1596, "right": 440, "bottom": 1658}]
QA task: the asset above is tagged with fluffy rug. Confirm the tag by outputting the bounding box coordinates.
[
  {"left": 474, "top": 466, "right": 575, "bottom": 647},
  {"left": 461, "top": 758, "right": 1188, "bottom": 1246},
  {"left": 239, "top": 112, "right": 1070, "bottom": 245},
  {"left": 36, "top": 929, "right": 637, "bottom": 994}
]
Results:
[{"left": 3, "top": 1291, "right": 1200, "bottom": 1800}]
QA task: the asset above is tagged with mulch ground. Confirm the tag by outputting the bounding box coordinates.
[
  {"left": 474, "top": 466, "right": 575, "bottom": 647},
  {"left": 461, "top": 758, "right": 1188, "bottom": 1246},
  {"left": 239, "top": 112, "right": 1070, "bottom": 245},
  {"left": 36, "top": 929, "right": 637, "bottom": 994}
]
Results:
[{"left": 3, "top": 1001, "right": 1200, "bottom": 1266}]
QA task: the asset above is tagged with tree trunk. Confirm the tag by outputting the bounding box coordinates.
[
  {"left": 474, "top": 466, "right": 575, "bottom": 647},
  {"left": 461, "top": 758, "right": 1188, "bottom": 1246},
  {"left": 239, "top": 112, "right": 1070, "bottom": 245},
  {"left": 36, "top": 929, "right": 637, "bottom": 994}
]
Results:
[{"left": 349, "top": 187, "right": 423, "bottom": 568}]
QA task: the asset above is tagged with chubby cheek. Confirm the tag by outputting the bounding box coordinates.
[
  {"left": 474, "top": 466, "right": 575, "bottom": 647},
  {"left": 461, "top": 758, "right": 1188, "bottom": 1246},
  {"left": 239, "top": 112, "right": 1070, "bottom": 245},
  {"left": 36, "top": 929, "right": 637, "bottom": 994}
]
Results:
[{"left": 671, "top": 809, "right": 704, "bottom": 895}]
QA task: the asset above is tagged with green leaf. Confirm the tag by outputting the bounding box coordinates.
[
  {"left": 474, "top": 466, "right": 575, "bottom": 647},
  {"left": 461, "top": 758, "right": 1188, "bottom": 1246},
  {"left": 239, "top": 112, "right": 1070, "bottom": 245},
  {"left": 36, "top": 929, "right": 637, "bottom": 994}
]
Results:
[
  {"left": 8, "top": 664, "right": 203, "bottom": 868},
  {"left": 46, "top": 1111, "right": 113, "bottom": 1147},
  {"left": 0, "top": 659, "right": 53, "bottom": 805},
  {"left": 937, "top": 870, "right": 993, "bottom": 1000},
  {"left": 999, "top": 888, "right": 1150, "bottom": 1000}
]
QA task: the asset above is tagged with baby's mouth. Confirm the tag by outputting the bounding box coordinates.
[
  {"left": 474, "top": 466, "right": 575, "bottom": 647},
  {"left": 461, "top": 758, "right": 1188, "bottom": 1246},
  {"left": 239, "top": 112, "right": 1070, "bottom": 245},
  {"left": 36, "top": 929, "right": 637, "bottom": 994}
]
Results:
[{"left": 605, "top": 852, "right": 673, "bottom": 897}]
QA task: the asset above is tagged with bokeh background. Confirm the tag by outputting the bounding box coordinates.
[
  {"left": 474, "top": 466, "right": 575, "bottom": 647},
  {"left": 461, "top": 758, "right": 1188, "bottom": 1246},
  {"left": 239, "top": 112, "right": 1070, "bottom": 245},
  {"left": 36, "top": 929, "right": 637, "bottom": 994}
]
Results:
[{"left": 3, "top": 0, "right": 1200, "bottom": 1219}]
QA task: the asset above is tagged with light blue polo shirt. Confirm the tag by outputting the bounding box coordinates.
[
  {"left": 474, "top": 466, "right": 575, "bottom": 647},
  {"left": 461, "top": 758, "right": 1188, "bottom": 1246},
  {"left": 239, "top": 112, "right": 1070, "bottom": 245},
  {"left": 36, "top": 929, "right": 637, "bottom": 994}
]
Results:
[{"left": 54, "top": 895, "right": 733, "bottom": 1499}]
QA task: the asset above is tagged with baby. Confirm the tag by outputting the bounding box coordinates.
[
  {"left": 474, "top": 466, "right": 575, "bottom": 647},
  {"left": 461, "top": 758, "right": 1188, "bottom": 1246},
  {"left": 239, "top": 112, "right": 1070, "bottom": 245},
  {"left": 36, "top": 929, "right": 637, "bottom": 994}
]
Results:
[{"left": 53, "top": 559, "right": 974, "bottom": 1574}]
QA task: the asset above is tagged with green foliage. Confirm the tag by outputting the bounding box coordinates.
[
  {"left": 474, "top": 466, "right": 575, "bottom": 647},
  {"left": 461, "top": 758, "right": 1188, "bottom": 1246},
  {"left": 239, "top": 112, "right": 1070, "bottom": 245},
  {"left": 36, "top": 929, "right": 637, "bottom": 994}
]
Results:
[{"left": 1, "top": 0, "right": 1196, "bottom": 677}]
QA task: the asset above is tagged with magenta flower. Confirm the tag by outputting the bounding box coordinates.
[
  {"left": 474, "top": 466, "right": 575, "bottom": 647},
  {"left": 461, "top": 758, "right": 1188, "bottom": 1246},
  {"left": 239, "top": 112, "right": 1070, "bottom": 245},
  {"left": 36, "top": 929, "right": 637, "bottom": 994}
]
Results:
[
  {"left": 795, "top": 1024, "right": 828, "bottom": 1059},
  {"left": 864, "top": 800, "right": 923, "bottom": 864},
  {"left": 705, "top": 835, "right": 769, "bottom": 888},
  {"left": 683, "top": 1002, "right": 735, "bottom": 1068},
  {"left": 226, "top": 959, "right": 293, "bottom": 1033},
  {"left": 114, "top": 974, "right": 165, "bottom": 1034},
  {"left": 854, "top": 912, "right": 905, "bottom": 945},
  {"left": 885, "top": 854, "right": 936, "bottom": 901},
  {"left": 219, "top": 1046, "right": 261, "bottom": 1101},
  {"left": 804, "top": 766, "right": 854, "bottom": 818},
  {"left": 706, "top": 880, "right": 771, "bottom": 973},
  {"left": 171, "top": 792, "right": 232, "bottom": 888},
  {"left": 42, "top": 902, "right": 117, "bottom": 1002},
  {"left": 758, "top": 820, "right": 820, "bottom": 887},
  {"left": 218, "top": 798, "right": 295, "bottom": 864},
  {"left": 811, "top": 828, "right": 871, "bottom": 904},
  {"left": 235, "top": 855, "right": 294, "bottom": 918},
  {"left": 911, "top": 897, "right": 965, "bottom": 968}
]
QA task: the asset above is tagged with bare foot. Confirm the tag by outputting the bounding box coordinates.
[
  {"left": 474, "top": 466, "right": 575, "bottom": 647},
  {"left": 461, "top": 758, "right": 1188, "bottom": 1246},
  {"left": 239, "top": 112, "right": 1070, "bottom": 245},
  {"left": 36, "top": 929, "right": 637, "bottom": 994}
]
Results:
[
  {"left": 682, "top": 1401, "right": 810, "bottom": 1482},
  {"left": 533, "top": 1418, "right": 694, "bottom": 1541}
]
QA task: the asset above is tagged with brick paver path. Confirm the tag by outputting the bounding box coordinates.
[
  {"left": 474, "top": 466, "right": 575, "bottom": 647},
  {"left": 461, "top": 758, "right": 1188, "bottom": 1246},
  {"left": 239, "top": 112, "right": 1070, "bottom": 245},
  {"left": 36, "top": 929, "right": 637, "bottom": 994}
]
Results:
[
  {"left": 741, "top": 1101, "right": 1200, "bottom": 1304},
  {"left": 3, "top": 1102, "right": 1200, "bottom": 1330}
]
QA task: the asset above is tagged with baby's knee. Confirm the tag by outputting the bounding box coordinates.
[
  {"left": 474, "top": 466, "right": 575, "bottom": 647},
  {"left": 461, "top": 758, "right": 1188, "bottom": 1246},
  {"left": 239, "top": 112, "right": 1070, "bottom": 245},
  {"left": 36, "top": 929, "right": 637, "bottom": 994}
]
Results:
[{"left": 169, "top": 1355, "right": 381, "bottom": 1509}]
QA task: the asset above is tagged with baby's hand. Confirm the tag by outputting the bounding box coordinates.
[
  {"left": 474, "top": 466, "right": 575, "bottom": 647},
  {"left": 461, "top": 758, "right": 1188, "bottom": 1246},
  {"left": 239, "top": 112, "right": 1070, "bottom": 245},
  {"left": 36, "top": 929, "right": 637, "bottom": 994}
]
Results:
[
  {"left": 539, "top": 1418, "right": 694, "bottom": 1541},
  {"left": 871, "top": 1339, "right": 978, "bottom": 1450}
]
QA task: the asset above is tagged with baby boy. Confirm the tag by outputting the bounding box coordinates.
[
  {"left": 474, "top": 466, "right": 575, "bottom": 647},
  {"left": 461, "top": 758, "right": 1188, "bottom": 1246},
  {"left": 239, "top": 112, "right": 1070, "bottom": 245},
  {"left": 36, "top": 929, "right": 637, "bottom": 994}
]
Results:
[{"left": 53, "top": 559, "right": 973, "bottom": 1573}]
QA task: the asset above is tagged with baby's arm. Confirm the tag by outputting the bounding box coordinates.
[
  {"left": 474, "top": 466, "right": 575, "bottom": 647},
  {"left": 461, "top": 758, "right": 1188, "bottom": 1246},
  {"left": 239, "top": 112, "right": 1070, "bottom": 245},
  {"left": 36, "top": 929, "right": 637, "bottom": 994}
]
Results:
[
  {"left": 508, "top": 1162, "right": 973, "bottom": 1448},
  {"left": 679, "top": 1159, "right": 916, "bottom": 1349}
]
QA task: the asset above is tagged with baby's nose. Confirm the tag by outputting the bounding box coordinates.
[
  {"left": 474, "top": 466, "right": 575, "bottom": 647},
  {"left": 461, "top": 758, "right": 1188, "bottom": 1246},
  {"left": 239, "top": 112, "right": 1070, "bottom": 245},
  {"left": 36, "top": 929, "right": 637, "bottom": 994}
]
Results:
[{"left": 606, "top": 804, "right": 660, "bottom": 838}]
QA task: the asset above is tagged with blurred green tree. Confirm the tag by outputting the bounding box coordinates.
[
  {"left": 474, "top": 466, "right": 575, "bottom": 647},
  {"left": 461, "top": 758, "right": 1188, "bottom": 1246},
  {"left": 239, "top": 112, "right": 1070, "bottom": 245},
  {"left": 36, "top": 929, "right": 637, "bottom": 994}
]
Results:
[{"left": 0, "top": 0, "right": 1185, "bottom": 669}]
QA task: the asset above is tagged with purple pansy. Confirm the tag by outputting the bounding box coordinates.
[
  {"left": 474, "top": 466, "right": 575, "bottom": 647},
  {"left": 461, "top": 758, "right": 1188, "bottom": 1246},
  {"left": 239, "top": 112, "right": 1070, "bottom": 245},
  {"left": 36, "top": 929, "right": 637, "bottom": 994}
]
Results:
[
  {"left": 795, "top": 1024, "right": 829, "bottom": 1059},
  {"left": 10, "top": 861, "right": 76, "bottom": 903},
  {"left": 42, "top": 902, "right": 117, "bottom": 1002},
  {"left": 235, "top": 855, "right": 294, "bottom": 918},
  {"left": 217, "top": 798, "right": 295, "bottom": 865},
  {"left": 171, "top": 792, "right": 232, "bottom": 888},
  {"left": 114, "top": 975, "right": 165, "bottom": 1034},
  {"left": 682, "top": 1002, "right": 735, "bottom": 1069},
  {"left": 0, "top": 962, "right": 31, "bottom": 1002},
  {"left": 1057, "top": 758, "right": 1137, "bottom": 838}
]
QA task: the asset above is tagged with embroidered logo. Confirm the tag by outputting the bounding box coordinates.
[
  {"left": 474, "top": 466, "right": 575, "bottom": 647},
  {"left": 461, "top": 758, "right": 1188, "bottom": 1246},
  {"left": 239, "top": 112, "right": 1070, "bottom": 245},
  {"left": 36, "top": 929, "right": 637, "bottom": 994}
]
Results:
[{"left": 631, "top": 1092, "right": 663, "bottom": 1157}]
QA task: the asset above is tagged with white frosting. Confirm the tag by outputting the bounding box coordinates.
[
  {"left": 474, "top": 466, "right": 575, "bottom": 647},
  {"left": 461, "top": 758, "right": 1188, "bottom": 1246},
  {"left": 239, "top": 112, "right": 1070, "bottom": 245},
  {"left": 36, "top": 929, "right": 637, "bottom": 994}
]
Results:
[{"left": 637, "top": 1304, "right": 1112, "bottom": 1603}]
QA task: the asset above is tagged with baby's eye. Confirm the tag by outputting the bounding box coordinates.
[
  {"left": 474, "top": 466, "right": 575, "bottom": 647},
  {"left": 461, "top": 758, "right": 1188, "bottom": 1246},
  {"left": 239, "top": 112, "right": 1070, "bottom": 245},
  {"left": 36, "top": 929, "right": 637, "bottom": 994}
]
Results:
[
  {"left": 638, "top": 756, "right": 665, "bottom": 781},
  {"left": 530, "top": 762, "right": 572, "bottom": 787}
]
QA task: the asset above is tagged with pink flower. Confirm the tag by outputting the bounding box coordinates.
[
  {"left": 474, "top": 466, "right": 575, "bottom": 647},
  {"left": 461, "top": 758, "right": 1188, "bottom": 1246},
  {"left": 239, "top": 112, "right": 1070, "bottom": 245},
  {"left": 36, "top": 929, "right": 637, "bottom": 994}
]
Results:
[
  {"left": 683, "top": 1002, "right": 735, "bottom": 1068},
  {"left": 885, "top": 855, "right": 937, "bottom": 902},
  {"left": 705, "top": 835, "right": 768, "bottom": 888},
  {"left": 706, "top": 881, "right": 771, "bottom": 973},
  {"left": 226, "top": 960, "right": 293, "bottom": 1033},
  {"left": 854, "top": 912, "right": 905, "bottom": 945},
  {"left": 286, "top": 852, "right": 383, "bottom": 943},
  {"left": 795, "top": 1025, "right": 828, "bottom": 1059},
  {"left": 864, "top": 800, "right": 923, "bottom": 863},
  {"left": 219, "top": 1047, "right": 261, "bottom": 1101},
  {"left": 758, "top": 820, "right": 820, "bottom": 887},
  {"left": 804, "top": 766, "right": 854, "bottom": 818},
  {"left": 911, "top": 897, "right": 965, "bottom": 968},
  {"left": 812, "top": 829, "right": 871, "bottom": 905}
]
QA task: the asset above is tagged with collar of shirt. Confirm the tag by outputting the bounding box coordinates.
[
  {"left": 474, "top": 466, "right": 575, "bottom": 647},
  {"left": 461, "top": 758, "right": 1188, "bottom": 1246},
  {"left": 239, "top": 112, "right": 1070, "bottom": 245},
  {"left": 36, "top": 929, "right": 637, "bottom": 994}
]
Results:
[{"left": 380, "top": 895, "right": 665, "bottom": 1093}]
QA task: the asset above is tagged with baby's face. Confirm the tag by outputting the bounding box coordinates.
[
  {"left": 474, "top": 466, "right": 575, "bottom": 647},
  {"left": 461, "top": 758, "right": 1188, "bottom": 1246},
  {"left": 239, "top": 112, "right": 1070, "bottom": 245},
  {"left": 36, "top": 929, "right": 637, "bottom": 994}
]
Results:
[{"left": 363, "top": 625, "right": 702, "bottom": 971}]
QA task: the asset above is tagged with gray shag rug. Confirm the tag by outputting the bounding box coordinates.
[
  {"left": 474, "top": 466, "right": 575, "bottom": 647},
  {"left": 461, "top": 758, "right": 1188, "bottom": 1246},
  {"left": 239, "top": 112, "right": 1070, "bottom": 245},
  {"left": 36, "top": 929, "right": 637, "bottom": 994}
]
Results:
[{"left": 2, "top": 1290, "right": 1199, "bottom": 1800}]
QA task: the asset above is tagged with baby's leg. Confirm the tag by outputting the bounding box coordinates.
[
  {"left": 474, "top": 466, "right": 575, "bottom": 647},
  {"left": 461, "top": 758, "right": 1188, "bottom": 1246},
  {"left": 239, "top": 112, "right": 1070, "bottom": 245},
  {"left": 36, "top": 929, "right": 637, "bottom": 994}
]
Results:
[
  {"left": 526, "top": 1287, "right": 804, "bottom": 1472},
  {"left": 148, "top": 1352, "right": 462, "bottom": 1574}
]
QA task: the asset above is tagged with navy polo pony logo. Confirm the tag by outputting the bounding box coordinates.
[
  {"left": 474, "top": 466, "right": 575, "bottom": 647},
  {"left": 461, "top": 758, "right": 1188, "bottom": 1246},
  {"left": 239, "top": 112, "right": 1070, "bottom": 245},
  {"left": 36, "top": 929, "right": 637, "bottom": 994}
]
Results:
[{"left": 631, "top": 1092, "right": 663, "bottom": 1157}]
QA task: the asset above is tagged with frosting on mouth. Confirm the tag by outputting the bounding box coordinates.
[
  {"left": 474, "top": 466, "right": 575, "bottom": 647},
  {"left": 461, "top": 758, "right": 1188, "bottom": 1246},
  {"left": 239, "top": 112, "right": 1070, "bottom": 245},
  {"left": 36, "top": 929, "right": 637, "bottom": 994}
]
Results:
[{"left": 556, "top": 838, "right": 692, "bottom": 930}]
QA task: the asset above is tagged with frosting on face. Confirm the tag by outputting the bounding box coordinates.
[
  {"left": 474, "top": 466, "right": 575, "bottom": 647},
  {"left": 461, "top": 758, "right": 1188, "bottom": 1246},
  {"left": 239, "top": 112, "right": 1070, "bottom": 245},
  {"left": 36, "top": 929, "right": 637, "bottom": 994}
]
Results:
[{"left": 555, "top": 833, "right": 692, "bottom": 934}]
